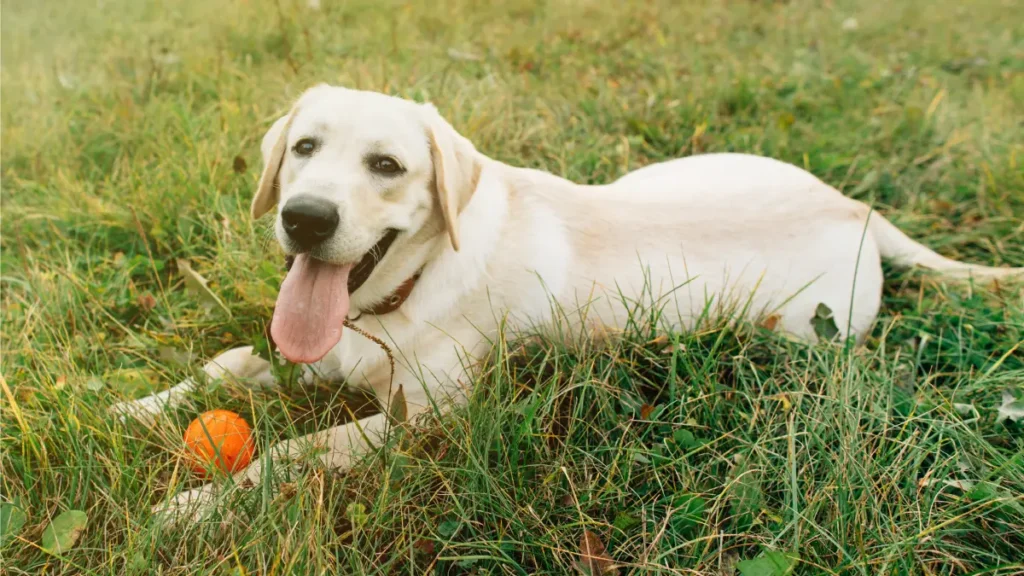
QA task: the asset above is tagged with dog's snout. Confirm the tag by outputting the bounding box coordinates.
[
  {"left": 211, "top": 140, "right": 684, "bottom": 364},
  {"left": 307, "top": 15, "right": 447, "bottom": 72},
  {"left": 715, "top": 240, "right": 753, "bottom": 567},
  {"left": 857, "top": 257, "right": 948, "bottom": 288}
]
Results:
[{"left": 281, "top": 196, "right": 340, "bottom": 248}]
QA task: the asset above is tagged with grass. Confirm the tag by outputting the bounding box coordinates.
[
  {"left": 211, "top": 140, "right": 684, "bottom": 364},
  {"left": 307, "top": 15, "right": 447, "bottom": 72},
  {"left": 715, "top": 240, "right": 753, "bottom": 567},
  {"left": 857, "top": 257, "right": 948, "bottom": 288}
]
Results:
[{"left": 2, "top": 0, "right": 1023, "bottom": 573}]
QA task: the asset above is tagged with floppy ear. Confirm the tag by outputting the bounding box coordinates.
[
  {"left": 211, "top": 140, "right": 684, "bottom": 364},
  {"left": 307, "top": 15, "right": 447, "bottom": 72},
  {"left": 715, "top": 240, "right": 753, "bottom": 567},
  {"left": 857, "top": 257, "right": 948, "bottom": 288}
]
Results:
[
  {"left": 251, "top": 111, "right": 296, "bottom": 219},
  {"left": 424, "top": 105, "right": 482, "bottom": 251}
]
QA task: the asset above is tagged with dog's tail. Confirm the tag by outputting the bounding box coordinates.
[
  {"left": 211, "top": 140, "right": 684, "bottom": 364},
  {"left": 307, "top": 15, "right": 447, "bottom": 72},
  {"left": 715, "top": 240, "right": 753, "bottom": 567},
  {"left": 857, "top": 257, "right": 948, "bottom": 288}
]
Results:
[{"left": 869, "top": 212, "right": 1023, "bottom": 279}]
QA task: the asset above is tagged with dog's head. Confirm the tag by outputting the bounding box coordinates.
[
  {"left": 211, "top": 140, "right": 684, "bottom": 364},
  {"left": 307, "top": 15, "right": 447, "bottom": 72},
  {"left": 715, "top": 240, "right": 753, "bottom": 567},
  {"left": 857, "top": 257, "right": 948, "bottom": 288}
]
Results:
[{"left": 253, "top": 85, "right": 481, "bottom": 364}]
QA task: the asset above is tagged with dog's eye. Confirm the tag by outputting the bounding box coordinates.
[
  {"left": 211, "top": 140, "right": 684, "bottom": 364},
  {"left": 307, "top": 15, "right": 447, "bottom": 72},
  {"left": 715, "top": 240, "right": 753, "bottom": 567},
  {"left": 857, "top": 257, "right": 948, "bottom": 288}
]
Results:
[
  {"left": 293, "top": 138, "right": 319, "bottom": 157},
  {"left": 368, "top": 155, "right": 404, "bottom": 176}
]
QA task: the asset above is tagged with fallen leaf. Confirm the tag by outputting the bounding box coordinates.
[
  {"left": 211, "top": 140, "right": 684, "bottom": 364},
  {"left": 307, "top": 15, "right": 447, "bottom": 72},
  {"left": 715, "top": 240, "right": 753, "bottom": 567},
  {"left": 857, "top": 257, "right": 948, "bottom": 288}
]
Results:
[
  {"left": 137, "top": 293, "right": 157, "bottom": 312},
  {"left": 345, "top": 503, "right": 368, "bottom": 530},
  {"left": 176, "top": 259, "right": 231, "bottom": 316},
  {"left": 612, "top": 512, "right": 640, "bottom": 533},
  {"left": 577, "top": 530, "right": 617, "bottom": 575},
  {"left": 438, "top": 519, "right": 460, "bottom": 539},
  {"left": 760, "top": 314, "right": 780, "bottom": 331},
  {"left": 997, "top": 391, "right": 1024, "bottom": 423},
  {"left": 669, "top": 493, "right": 706, "bottom": 532},
  {"left": 810, "top": 303, "right": 839, "bottom": 341},
  {"left": 672, "top": 428, "right": 699, "bottom": 450},
  {"left": 639, "top": 404, "right": 655, "bottom": 419},
  {"left": 413, "top": 537, "right": 436, "bottom": 555},
  {"left": 232, "top": 156, "right": 247, "bottom": 173},
  {"left": 388, "top": 385, "right": 407, "bottom": 425},
  {"left": 41, "top": 509, "right": 88, "bottom": 554},
  {"left": 737, "top": 551, "right": 798, "bottom": 576},
  {"left": 1, "top": 501, "right": 28, "bottom": 546}
]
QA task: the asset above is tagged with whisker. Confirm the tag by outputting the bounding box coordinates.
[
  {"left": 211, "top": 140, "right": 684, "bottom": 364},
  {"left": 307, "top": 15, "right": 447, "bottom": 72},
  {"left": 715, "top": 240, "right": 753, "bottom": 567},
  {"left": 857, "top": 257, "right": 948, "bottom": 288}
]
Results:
[{"left": 258, "top": 224, "right": 276, "bottom": 252}]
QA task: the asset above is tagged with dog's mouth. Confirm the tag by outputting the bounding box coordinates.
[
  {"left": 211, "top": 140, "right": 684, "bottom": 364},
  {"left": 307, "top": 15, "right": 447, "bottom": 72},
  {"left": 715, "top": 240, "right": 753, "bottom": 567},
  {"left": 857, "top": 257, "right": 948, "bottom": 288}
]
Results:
[{"left": 272, "top": 229, "right": 400, "bottom": 364}]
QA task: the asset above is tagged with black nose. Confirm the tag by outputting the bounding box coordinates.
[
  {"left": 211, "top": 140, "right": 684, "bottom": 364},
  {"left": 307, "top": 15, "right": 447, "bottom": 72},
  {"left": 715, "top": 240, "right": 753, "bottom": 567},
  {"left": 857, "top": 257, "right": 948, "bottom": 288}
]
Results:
[{"left": 280, "top": 196, "right": 340, "bottom": 249}]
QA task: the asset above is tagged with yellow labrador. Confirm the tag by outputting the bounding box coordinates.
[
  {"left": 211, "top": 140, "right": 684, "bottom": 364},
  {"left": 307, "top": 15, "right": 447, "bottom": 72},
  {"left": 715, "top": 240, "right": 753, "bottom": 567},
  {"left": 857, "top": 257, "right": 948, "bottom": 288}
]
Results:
[{"left": 113, "top": 84, "right": 1021, "bottom": 520}]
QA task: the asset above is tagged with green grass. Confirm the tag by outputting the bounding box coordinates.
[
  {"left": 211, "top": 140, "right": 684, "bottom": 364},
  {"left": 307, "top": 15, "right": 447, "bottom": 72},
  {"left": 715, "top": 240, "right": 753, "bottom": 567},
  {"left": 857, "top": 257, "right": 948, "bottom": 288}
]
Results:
[{"left": 2, "top": 0, "right": 1024, "bottom": 573}]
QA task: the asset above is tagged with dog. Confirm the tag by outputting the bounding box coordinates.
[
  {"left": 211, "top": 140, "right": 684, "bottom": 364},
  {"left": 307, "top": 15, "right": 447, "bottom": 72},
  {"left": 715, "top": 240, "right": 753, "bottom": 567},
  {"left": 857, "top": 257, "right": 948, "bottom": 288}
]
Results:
[{"left": 112, "top": 84, "right": 1022, "bottom": 520}]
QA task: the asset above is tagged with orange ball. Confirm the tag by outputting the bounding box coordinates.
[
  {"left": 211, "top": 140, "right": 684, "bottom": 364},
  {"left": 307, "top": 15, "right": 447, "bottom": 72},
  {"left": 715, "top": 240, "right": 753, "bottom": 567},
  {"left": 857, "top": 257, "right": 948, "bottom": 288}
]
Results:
[{"left": 183, "top": 410, "right": 255, "bottom": 478}]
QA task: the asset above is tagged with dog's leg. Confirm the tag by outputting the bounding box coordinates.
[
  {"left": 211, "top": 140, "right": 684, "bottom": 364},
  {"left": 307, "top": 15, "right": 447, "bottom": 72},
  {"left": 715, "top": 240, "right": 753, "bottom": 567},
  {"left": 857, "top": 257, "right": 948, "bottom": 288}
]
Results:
[
  {"left": 152, "top": 410, "right": 402, "bottom": 523},
  {"left": 153, "top": 351, "right": 472, "bottom": 523},
  {"left": 110, "top": 346, "right": 275, "bottom": 424}
]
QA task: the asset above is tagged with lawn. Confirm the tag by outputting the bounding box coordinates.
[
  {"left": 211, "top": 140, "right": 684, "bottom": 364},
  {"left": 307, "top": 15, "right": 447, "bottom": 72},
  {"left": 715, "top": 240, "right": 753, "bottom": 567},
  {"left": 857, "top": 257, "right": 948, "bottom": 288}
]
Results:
[{"left": 2, "top": 0, "right": 1023, "bottom": 573}]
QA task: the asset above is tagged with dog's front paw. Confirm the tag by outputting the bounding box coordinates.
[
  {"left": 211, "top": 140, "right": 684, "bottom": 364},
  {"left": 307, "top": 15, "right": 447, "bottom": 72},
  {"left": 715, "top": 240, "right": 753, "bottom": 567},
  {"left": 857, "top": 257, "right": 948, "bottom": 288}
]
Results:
[
  {"left": 109, "top": 396, "right": 165, "bottom": 425},
  {"left": 109, "top": 380, "right": 196, "bottom": 424},
  {"left": 151, "top": 483, "right": 219, "bottom": 526},
  {"left": 149, "top": 460, "right": 289, "bottom": 528}
]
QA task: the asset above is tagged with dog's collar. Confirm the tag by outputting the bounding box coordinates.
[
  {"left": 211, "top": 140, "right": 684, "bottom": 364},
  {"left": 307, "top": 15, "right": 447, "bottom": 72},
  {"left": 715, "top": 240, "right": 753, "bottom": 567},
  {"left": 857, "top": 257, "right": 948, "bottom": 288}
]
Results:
[{"left": 351, "top": 271, "right": 421, "bottom": 318}]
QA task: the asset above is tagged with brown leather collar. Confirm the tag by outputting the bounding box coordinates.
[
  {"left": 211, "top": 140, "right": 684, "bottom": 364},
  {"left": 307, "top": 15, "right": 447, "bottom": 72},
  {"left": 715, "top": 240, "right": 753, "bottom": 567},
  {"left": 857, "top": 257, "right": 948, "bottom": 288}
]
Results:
[{"left": 358, "top": 271, "right": 421, "bottom": 316}]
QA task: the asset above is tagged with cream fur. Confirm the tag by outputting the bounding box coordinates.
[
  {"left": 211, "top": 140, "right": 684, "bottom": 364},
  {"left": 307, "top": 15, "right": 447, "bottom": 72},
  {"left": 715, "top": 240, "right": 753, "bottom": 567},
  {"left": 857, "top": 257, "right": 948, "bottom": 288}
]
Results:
[{"left": 112, "top": 85, "right": 1022, "bottom": 522}]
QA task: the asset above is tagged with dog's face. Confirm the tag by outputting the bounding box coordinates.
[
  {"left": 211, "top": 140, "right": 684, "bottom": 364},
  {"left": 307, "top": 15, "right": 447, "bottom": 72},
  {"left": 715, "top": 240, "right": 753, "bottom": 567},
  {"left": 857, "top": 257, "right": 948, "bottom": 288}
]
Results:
[
  {"left": 252, "top": 85, "right": 482, "bottom": 363},
  {"left": 252, "top": 84, "right": 480, "bottom": 265}
]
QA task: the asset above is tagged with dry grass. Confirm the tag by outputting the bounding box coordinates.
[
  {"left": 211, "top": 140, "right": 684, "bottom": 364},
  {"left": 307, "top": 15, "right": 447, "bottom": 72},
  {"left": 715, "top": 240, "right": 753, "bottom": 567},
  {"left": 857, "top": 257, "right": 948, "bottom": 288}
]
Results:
[{"left": 2, "top": 0, "right": 1023, "bottom": 573}]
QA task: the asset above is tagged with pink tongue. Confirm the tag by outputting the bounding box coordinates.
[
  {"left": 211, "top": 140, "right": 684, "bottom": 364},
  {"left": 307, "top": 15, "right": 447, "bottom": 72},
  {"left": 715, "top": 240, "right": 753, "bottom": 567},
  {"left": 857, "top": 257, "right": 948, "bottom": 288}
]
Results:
[{"left": 272, "top": 254, "right": 352, "bottom": 364}]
